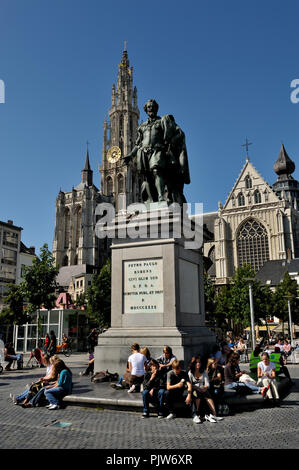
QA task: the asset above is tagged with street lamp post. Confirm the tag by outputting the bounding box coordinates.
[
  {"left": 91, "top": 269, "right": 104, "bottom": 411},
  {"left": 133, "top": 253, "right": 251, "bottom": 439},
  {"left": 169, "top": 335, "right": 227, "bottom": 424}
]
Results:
[
  {"left": 245, "top": 278, "right": 256, "bottom": 350},
  {"left": 283, "top": 296, "right": 299, "bottom": 364}
]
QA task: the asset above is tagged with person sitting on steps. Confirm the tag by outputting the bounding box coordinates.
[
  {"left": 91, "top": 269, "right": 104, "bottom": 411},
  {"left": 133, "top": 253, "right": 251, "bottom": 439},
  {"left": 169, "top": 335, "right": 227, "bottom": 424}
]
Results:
[
  {"left": 164, "top": 360, "right": 192, "bottom": 420},
  {"left": 127, "top": 343, "right": 147, "bottom": 393},
  {"left": 141, "top": 359, "right": 166, "bottom": 419},
  {"left": 188, "top": 356, "right": 224, "bottom": 424},
  {"left": 257, "top": 352, "right": 280, "bottom": 406}
]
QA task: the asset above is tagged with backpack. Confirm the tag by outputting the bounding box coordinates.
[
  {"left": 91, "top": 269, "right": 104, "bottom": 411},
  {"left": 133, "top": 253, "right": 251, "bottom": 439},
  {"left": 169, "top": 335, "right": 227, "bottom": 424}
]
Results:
[{"left": 91, "top": 370, "right": 119, "bottom": 383}]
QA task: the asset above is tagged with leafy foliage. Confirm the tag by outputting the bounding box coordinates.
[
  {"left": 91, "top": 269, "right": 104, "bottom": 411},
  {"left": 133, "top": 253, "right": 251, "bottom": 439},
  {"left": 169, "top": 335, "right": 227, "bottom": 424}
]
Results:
[
  {"left": 0, "top": 244, "right": 59, "bottom": 324},
  {"left": 22, "top": 244, "right": 59, "bottom": 315},
  {"left": 208, "top": 264, "right": 277, "bottom": 335},
  {"left": 204, "top": 272, "right": 216, "bottom": 323},
  {"left": 74, "top": 292, "right": 86, "bottom": 309},
  {"left": 0, "top": 284, "right": 29, "bottom": 325},
  {"left": 272, "top": 271, "right": 299, "bottom": 325},
  {"left": 86, "top": 258, "right": 111, "bottom": 330}
]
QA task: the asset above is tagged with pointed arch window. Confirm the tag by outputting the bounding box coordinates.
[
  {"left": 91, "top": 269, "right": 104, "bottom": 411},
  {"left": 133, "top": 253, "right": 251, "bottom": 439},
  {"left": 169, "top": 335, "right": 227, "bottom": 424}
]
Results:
[
  {"left": 119, "top": 114, "right": 123, "bottom": 138},
  {"left": 117, "top": 174, "right": 125, "bottom": 193},
  {"left": 238, "top": 192, "right": 245, "bottom": 206},
  {"left": 75, "top": 206, "right": 81, "bottom": 248},
  {"left": 254, "top": 190, "right": 262, "bottom": 204},
  {"left": 245, "top": 175, "right": 252, "bottom": 189},
  {"left": 107, "top": 176, "right": 113, "bottom": 195},
  {"left": 237, "top": 218, "right": 269, "bottom": 272},
  {"left": 64, "top": 209, "right": 70, "bottom": 249},
  {"left": 62, "top": 255, "right": 68, "bottom": 267}
]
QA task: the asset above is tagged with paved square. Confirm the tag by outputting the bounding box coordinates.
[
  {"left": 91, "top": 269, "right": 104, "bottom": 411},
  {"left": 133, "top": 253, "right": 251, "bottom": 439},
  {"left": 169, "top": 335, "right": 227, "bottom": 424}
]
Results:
[{"left": 0, "top": 354, "right": 298, "bottom": 449}]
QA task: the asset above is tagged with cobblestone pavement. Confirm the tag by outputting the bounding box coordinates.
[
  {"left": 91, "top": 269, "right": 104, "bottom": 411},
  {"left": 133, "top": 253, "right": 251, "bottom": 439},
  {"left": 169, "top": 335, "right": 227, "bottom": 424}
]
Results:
[{"left": 0, "top": 354, "right": 298, "bottom": 450}]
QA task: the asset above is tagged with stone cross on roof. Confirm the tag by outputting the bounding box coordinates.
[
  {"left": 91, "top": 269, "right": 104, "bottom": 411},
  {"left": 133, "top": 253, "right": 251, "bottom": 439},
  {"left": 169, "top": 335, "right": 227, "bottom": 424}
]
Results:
[{"left": 242, "top": 137, "right": 252, "bottom": 160}]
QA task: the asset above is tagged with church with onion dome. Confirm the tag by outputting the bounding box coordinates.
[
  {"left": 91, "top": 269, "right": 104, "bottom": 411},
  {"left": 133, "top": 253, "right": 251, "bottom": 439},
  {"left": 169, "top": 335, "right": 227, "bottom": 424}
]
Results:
[{"left": 203, "top": 143, "right": 299, "bottom": 286}]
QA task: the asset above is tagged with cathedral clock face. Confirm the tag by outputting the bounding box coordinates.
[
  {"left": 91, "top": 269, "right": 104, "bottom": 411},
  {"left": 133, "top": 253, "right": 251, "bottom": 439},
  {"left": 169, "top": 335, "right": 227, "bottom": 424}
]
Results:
[{"left": 107, "top": 146, "right": 121, "bottom": 164}]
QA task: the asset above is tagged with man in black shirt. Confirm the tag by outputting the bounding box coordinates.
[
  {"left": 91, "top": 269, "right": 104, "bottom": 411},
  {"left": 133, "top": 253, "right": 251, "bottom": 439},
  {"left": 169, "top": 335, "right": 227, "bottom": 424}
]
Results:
[
  {"left": 142, "top": 359, "right": 166, "bottom": 418},
  {"left": 164, "top": 359, "right": 192, "bottom": 419},
  {"left": 48, "top": 331, "right": 57, "bottom": 356}
]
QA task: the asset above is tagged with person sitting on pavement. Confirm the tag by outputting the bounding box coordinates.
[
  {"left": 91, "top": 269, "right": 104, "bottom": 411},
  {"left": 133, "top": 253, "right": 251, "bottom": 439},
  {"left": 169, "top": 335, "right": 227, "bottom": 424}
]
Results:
[
  {"left": 206, "top": 358, "right": 225, "bottom": 415},
  {"left": 210, "top": 344, "right": 221, "bottom": 360},
  {"left": 249, "top": 345, "right": 262, "bottom": 381},
  {"left": 164, "top": 359, "right": 192, "bottom": 420},
  {"left": 274, "top": 338, "right": 285, "bottom": 354},
  {"left": 11, "top": 353, "right": 53, "bottom": 405},
  {"left": 270, "top": 347, "right": 293, "bottom": 384},
  {"left": 283, "top": 340, "right": 292, "bottom": 362},
  {"left": 79, "top": 352, "right": 95, "bottom": 376},
  {"left": 214, "top": 341, "right": 231, "bottom": 368},
  {"left": 257, "top": 352, "right": 280, "bottom": 406},
  {"left": 20, "top": 355, "right": 62, "bottom": 407},
  {"left": 140, "top": 347, "right": 153, "bottom": 372},
  {"left": 141, "top": 359, "right": 166, "bottom": 419},
  {"left": 224, "top": 352, "right": 266, "bottom": 395},
  {"left": 127, "top": 343, "right": 147, "bottom": 393},
  {"left": 110, "top": 361, "right": 131, "bottom": 390},
  {"left": 44, "top": 359, "right": 73, "bottom": 410},
  {"left": 4, "top": 343, "right": 23, "bottom": 370},
  {"left": 235, "top": 338, "right": 247, "bottom": 357},
  {"left": 56, "top": 333, "right": 69, "bottom": 353},
  {"left": 188, "top": 356, "right": 223, "bottom": 424},
  {"left": 156, "top": 346, "right": 177, "bottom": 378}
]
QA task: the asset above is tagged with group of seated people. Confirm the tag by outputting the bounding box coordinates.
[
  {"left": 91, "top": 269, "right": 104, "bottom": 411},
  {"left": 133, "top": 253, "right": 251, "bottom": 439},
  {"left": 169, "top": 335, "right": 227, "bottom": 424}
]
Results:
[
  {"left": 10, "top": 353, "right": 72, "bottom": 410},
  {"left": 110, "top": 343, "right": 225, "bottom": 422},
  {"left": 109, "top": 338, "right": 294, "bottom": 421}
]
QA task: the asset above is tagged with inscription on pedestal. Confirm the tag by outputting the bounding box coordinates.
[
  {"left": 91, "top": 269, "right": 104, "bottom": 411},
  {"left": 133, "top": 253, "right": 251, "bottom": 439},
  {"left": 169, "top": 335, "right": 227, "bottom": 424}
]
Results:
[{"left": 123, "top": 258, "right": 164, "bottom": 313}]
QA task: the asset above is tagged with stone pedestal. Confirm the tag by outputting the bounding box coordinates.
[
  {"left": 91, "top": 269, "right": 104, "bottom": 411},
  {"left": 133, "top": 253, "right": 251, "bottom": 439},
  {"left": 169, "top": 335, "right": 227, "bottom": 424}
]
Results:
[{"left": 95, "top": 207, "right": 215, "bottom": 374}]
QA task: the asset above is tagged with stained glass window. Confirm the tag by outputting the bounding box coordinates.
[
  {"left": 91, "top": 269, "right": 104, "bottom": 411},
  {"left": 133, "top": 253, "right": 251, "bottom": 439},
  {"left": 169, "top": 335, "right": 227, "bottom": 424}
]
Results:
[{"left": 237, "top": 218, "right": 269, "bottom": 272}]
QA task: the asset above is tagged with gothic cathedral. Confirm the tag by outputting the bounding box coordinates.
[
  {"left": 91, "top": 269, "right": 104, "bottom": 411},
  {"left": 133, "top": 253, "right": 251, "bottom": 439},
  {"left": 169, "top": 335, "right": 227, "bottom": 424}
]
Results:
[
  {"left": 100, "top": 46, "right": 141, "bottom": 210},
  {"left": 52, "top": 47, "right": 140, "bottom": 271}
]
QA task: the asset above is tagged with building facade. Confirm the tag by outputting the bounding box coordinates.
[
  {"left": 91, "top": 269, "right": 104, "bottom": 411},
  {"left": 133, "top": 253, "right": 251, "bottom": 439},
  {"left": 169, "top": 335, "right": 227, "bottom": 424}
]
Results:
[
  {"left": 203, "top": 144, "right": 299, "bottom": 285},
  {"left": 0, "top": 220, "right": 36, "bottom": 308},
  {"left": 52, "top": 147, "right": 110, "bottom": 269}
]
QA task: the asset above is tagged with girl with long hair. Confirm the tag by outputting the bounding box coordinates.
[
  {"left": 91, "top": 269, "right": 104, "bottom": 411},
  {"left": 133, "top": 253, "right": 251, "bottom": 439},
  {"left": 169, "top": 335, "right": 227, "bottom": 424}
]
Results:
[{"left": 188, "top": 356, "right": 223, "bottom": 423}]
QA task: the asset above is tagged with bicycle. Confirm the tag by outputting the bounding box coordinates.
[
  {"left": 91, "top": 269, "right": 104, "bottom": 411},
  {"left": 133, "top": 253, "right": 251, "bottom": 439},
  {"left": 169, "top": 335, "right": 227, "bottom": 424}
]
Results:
[{"left": 61, "top": 339, "right": 72, "bottom": 357}]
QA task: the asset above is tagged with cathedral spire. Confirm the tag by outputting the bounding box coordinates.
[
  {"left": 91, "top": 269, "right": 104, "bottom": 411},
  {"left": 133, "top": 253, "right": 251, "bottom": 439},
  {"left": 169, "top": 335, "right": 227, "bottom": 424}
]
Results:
[{"left": 81, "top": 144, "right": 93, "bottom": 186}]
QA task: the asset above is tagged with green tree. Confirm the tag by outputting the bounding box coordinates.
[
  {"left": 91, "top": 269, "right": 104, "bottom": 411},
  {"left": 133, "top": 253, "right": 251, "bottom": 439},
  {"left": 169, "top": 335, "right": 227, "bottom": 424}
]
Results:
[
  {"left": 74, "top": 292, "right": 87, "bottom": 309},
  {"left": 226, "top": 264, "right": 269, "bottom": 334},
  {"left": 0, "top": 284, "right": 29, "bottom": 325},
  {"left": 0, "top": 244, "right": 59, "bottom": 328},
  {"left": 86, "top": 258, "right": 111, "bottom": 330},
  {"left": 214, "top": 285, "right": 230, "bottom": 331},
  {"left": 203, "top": 272, "right": 216, "bottom": 324},
  {"left": 272, "top": 271, "right": 299, "bottom": 334},
  {"left": 22, "top": 244, "right": 59, "bottom": 315}
]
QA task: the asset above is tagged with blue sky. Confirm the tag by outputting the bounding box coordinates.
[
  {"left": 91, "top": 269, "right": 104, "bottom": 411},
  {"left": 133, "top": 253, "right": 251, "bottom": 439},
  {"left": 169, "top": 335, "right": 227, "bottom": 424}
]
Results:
[{"left": 0, "top": 0, "right": 299, "bottom": 253}]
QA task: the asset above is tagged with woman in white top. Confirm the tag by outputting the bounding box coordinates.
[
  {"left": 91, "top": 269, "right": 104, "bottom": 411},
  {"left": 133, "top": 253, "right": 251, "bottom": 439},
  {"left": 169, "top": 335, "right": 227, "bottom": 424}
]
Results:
[
  {"left": 127, "top": 343, "right": 147, "bottom": 393},
  {"left": 188, "top": 356, "right": 223, "bottom": 423},
  {"left": 257, "top": 352, "right": 280, "bottom": 405}
]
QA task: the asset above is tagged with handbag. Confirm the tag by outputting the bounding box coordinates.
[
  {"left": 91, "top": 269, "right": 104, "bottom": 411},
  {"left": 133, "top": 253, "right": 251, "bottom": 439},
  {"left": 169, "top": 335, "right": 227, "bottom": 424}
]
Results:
[{"left": 29, "top": 380, "right": 44, "bottom": 395}]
